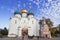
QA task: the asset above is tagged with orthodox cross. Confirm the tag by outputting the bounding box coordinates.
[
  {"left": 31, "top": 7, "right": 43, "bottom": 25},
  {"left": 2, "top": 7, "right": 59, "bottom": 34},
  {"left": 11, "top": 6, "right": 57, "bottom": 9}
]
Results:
[
  {"left": 29, "top": 3, "right": 32, "bottom": 12},
  {"left": 23, "top": 3, "right": 26, "bottom": 9}
]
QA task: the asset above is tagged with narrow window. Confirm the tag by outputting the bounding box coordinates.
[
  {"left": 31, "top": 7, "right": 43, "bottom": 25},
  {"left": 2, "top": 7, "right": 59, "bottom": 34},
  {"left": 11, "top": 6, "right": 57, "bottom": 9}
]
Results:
[
  {"left": 24, "top": 20, "right": 26, "bottom": 23},
  {"left": 32, "top": 21, "right": 34, "bottom": 24},
  {"left": 15, "top": 20, "right": 17, "bottom": 24}
]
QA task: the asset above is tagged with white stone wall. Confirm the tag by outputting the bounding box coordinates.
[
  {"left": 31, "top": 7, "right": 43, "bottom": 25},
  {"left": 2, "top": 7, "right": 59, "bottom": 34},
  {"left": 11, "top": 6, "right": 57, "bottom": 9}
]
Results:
[
  {"left": 8, "top": 17, "right": 19, "bottom": 37},
  {"left": 20, "top": 18, "right": 28, "bottom": 29},
  {"left": 28, "top": 18, "right": 35, "bottom": 36},
  {"left": 8, "top": 13, "right": 39, "bottom": 37},
  {"left": 28, "top": 15, "right": 39, "bottom": 36},
  {"left": 8, "top": 14, "right": 21, "bottom": 37}
]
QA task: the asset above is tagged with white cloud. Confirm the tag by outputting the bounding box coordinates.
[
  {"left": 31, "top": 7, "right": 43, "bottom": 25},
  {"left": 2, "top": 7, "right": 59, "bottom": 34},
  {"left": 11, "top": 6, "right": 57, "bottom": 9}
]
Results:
[
  {"left": 30, "top": 0, "right": 33, "bottom": 1},
  {"left": 45, "top": 3, "right": 49, "bottom": 7},
  {"left": 29, "top": 0, "right": 60, "bottom": 26},
  {"left": 48, "top": 0, "right": 52, "bottom": 2},
  {"left": 44, "top": 0, "right": 60, "bottom": 18},
  {"left": 34, "top": 0, "right": 60, "bottom": 26},
  {"left": 33, "top": 1, "right": 36, "bottom": 3},
  {"left": 29, "top": 3, "right": 31, "bottom": 5},
  {"left": 36, "top": 0, "right": 39, "bottom": 1}
]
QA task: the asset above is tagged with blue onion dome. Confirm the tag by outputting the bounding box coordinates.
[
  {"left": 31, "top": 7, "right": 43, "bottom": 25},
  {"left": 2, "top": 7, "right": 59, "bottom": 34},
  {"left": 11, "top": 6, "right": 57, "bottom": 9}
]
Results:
[
  {"left": 27, "top": 12, "right": 34, "bottom": 16},
  {"left": 14, "top": 11, "right": 21, "bottom": 15}
]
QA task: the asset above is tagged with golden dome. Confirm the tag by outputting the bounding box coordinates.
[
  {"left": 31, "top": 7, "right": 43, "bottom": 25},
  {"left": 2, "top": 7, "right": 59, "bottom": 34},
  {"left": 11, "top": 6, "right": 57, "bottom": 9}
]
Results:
[{"left": 22, "top": 9, "right": 28, "bottom": 13}]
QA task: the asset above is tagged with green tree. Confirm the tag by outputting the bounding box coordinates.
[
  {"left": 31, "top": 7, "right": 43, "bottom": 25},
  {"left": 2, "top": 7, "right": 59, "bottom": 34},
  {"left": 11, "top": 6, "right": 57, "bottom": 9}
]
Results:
[
  {"left": 46, "top": 18, "right": 53, "bottom": 28},
  {"left": 50, "top": 27, "right": 58, "bottom": 37},
  {"left": 57, "top": 24, "right": 60, "bottom": 34},
  {"left": 39, "top": 18, "right": 53, "bottom": 28},
  {"left": 1, "top": 27, "right": 8, "bottom": 35},
  {"left": 0, "top": 29, "right": 3, "bottom": 37},
  {"left": 4, "top": 27, "right": 8, "bottom": 35},
  {"left": 58, "top": 24, "right": 60, "bottom": 32}
]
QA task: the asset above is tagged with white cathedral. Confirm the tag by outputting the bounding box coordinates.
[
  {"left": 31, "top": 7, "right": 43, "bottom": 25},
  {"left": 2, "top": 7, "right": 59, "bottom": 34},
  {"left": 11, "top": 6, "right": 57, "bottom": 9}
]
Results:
[
  {"left": 8, "top": 9, "right": 40, "bottom": 37},
  {"left": 8, "top": 9, "right": 51, "bottom": 38}
]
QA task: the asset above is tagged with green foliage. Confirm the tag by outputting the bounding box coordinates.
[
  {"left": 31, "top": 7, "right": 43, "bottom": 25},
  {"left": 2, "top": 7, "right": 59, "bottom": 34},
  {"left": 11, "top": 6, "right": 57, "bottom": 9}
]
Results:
[
  {"left": 46, "top": 18, "right": 53, "bottom": 28},
  {"left": 0, "top": 27, "right": 8, "bottom": 38},
  {"left": 28, "top": 12, "right": 34, "bottom": 15},
  {"left": 58, "top": 24, "right": 60, "bottom": 32},
  {"left": 39, "top": 18, "right": 53, "bottom": 28},
  {"left": 0, "top": 33, "right": 3, "bottom": 38},
  {"left": 50, "top": 27, "right": 58, "bottom": 37}
]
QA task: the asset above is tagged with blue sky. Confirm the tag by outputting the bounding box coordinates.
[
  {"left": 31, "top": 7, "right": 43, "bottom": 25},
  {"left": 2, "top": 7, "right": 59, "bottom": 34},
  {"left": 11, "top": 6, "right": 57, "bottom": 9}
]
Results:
[{"left": 0, "top": 0, "right": 60, "bottom": 28}]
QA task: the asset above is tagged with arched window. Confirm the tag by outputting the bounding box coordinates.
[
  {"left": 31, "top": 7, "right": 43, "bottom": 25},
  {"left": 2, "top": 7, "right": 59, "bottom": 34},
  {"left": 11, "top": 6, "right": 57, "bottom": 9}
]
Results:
[
  {"left": 23, "top": 20, "right": 26, "bottom": 23},
  {"left": 32, "top": 21, "right": 34, "bottom": 24},
  {"left": 15, "top": 20, "right": 17, "bottom": 24}
]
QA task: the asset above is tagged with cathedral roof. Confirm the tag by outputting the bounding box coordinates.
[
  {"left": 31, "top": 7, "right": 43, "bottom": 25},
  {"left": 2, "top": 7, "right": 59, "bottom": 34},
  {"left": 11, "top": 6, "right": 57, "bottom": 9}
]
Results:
[
  {"left": 14, "top": 11, "right": 21, "bottom": 15},
  {"left": 14, "top": 9, "right": 34, "bottom": 16},
  {"left": 28, "top": 12, "right": 34, "bottom": 15}
]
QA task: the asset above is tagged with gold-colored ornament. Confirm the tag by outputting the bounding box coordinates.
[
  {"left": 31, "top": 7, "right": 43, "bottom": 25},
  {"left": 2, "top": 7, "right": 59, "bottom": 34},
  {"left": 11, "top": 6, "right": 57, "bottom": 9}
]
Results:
[{"left": 22, "top": 9, "right": 28, "bottom": 13}]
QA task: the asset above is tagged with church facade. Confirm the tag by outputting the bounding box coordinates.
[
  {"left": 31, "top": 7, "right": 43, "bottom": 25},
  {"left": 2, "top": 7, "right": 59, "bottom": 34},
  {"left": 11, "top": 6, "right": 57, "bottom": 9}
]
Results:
[
  {"left": 8, "top": 9, "right": 40, "bottom": 37},
  {"left": 8, "top": 9, "right": 51, "bottom": 38},
  {"left": 40, "top": 17, "right": 51, "bottom": 38}
]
